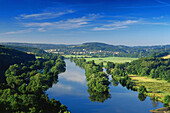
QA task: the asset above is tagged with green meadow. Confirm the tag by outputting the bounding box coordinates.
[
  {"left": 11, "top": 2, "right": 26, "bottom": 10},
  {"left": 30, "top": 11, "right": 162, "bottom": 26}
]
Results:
[
  {"left": 84, "top": 57, "right": 138, "bottom": 65},
  {"left": 163, "top": 55, "right": 170, "bottom": 59},
  {"left": 63, "top": 55, "right": 92, "bottom": 58},
  {"left": 64, "top": 55, "right": 138, "bottom": 65}
]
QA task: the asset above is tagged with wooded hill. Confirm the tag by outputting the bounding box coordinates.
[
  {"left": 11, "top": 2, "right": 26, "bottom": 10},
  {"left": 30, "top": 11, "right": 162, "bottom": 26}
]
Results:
[
  {"left": 0, "top": 45, "right": 36, "bottom": 82},
  {"left": 1, "top": 42, "right": 170, "bottom": 58}
]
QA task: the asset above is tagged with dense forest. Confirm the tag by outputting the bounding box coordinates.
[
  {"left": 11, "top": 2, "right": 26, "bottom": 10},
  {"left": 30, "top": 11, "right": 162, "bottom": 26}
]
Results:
[
  {"left": 0, "top": 45, "right": 36, "bottom": 82},
  {"left": 126, "top": 57, "right": 170, "bottom": 82},
  {"left": 6, "top": 45, "right": 46, "bottom": 54},
  {"left": 70, "top": 57, "right": 111, "bottom": 103},
  {"left": 1, "top": 42, "right": 170, "bottom": 58},
  {"left": 0, "top": 45, "right": 70, "bottom": 113},
  {"left": 105, "top": 56, "right": 170, "bottom": 106}
]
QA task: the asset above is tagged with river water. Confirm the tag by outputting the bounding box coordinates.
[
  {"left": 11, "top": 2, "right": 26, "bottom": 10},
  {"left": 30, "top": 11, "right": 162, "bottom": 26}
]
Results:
[{"left": 46, "top": 59, "right": 163, "bottom": 113}]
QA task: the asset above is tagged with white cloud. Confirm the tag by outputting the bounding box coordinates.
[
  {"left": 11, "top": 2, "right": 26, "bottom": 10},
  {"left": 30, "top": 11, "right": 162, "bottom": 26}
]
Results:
[
  {"left": 104, "top": 20, "right": 139, "bottom": 27},
  {"left": 153, "top": 16, "right": 164, "bottom": 19},
  {"left": 93, "top": 26, "right": 128, "bottom": 31},
  {"left": 92, "top": 19, "right": 169, "bottom": 31},
  {"left": 23, "top": 14, "right": 98, "bottom": 30},
  {"left": 93, "top": 20, "right": 139, "bottom": 31},
  {"left": 24, "top": 22, "right": 53, "bottom": 27},
  {"left": 16, "top": 10, "right": 74, "bottom": 20},
  {"left": 37, "top": 28, "right": 46, "bottom": 32},
  {"left": 1, "top": 29, "right": 32, "bottom": 35},
  {"left": 141, "top": 22, "right": 169, "bottom": 25}
]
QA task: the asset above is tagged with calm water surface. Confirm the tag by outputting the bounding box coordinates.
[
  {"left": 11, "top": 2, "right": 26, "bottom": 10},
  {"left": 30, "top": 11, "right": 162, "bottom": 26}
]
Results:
[{"left": 46, "top": 59, "right": 163, "bottom": 113}]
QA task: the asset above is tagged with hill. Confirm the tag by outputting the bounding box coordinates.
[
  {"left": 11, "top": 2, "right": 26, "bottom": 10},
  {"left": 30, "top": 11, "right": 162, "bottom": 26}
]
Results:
[
  {"left": 5, "top": 45, "right": 46, "bottom": 54},
  {"left": 0, "top": 45, "right": 36, "bottom": 82},
  {"left": 1, "top": 42, "right": 170, "bottom": 58}
]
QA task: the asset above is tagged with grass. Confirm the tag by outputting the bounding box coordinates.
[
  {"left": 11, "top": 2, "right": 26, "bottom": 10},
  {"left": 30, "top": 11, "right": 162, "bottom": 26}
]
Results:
[
  {"left": 84, "top": 57, "right": 138, "bottom": 66},
  {"left": 63, "top": 55, "right": 92, "bottom": 58},
  {"left": 162, "top": 55, "right": 170, "bottom": 59},
  {"left": 35, "top": 56, "right": 43, "bottom": 59},
  {"left": 64, "top": 55, "right": 138, "bottom": 66},
  {"left": 129, "top": 75, "right": 170, "bottom": 102}
]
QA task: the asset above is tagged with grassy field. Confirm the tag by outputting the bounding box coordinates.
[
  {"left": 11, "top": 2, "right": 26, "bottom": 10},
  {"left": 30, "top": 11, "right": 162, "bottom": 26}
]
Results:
[
  {"left": 163, "top": 55, "right": 170, "bottom": 59},
  {"left": 63, "top": 55, "right": 92, "bottom": 58},
  {"left": 84, "top": 57, "right": 138, "bottom": 65},
  {"left": 129, "top": 75, "right": 170, "bottom": 102}
]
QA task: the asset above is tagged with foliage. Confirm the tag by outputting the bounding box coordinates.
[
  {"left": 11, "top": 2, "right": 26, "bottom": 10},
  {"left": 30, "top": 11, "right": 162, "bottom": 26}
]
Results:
[
  {"left": 164, "top": 95, "right": 170, "bottom": 106},
  {"left": 127, "top": 57, "right": 170, "bottom": 82},
  {"left": 72, "top": 57, "right": 110, "bottom": 103},
  {"left": 138, "top": 85, "right": 147, "bottom": 94},
  {"left": 0, "top": 48, "right": 69, "bottom": 113},
  {"left": 6, "top": 45, "right": 46, "bottom": 54},
  {"left": 0, "top": 45, "right": 36, "bottom": 82}
]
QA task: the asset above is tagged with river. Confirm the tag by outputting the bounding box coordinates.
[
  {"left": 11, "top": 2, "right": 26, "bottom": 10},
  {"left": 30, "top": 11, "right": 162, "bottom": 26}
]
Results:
[{"left": 46, "top": 59, "right": 163, "bottom": 113}]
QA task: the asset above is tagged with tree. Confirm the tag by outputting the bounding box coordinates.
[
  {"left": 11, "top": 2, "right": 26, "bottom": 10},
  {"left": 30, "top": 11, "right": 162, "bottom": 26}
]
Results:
[
  {"left": 164, "top": 95, "right": 170, "bottom": 106},
  {"left": 138, "top": 85, "right": 147, "bottom": 94}
]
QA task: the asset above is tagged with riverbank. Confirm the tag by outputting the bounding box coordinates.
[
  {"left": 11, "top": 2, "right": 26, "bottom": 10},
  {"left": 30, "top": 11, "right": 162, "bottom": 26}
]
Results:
[
  {"left": 150, "top": 107, "right": 170, "bottom": 113},
  {"left": 128, "top": 75, "right": 170, "bottom": 103}
]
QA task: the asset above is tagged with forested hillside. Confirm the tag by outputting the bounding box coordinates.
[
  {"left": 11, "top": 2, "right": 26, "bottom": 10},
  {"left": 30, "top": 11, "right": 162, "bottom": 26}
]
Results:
[
  {"left": 0, "top": 45, "right": 36, "bottom": 82},
  {"left": 6, "top": 45, "right": 46, "bottom": 54},
  {"left": 1, "top": 42, "right": 170, "bottom": 58},
  {"left": 0, "top": 45, "right": 70, "bottom": 112}
]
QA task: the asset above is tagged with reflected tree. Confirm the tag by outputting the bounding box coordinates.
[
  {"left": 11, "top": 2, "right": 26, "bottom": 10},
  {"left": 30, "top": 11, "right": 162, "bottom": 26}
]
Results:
[
  {"left": 88, "top": 88, "right": 111, "bottom": 103},
  {"left": 112, "top": 77, "right": 119, "bottom": 86},
  {"left": 138, "top": 94, "right": 147, "bottom": 101}
]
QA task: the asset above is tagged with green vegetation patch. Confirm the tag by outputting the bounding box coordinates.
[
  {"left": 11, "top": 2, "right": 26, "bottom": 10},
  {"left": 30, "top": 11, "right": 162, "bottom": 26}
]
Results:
[
  {"left": 63, "top": 55, "right": 92, "bottom": 58},
  {"left": 84, "top": 57, "right": 138, "bottom": 66},
  {"left": 129, "top": 75, "right": 170, "bottom": 102},
  {"left": 163, "top": 55, "right": 170, "bottom": 59}
]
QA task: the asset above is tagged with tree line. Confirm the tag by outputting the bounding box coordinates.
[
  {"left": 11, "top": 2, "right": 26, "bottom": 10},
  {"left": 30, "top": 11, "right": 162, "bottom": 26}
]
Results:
[
  {"left": 70, "top": 57, "right": 111, "bottom": 103},
  {"left": 105, "top": 56, "right": 170, "bottom": 106},
  {"left": 0, "top": 45, "right": 70, "bottom": 113}
]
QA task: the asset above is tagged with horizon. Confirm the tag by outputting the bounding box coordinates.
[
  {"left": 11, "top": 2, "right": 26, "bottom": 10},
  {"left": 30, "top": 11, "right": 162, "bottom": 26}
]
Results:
[
  {"left": 1, "top": 41, "right": 170, "bottom": 47},
  {"left": 0, "top": 0, "right": 170, "bottom": 46}
]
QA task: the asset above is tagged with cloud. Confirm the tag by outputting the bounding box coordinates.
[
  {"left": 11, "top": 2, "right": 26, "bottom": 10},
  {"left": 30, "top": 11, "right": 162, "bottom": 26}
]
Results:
[
  {"left": 92, "top": 19, "right": 169, "bottom": 31},
  {"left": 1, "top": 29, "right": 32, "bottom": 35},
  {"left": 153, "top": 16, "right": 164, "bottom": 19},
  {"left": 16, "top": 10, "right": 74, "bottom": 20},
  {"left": 93, "top": 26, "right": 128, "bottom": 31},
  {"left": 104, "top": 20, "right": 139, "bottom": 27},
  {"left": 93, "top": 20, "right": 139, "bottom": 31},
  {"left": 141, "top": 22, "right": 169, "bottom": 25},
  {"left": 23, "top": 14, "right": 99, "bottom": 30}
]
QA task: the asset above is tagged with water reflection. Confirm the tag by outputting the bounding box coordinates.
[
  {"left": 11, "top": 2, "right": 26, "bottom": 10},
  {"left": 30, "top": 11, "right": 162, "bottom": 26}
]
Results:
[
  {"left": 46, "top": 59, "right": 164, "bottom": 113},
  {"left": 47, "top": 59, "right": 87, "bottom": 96},
  {"left": 138, "top": 94, "right": 147, "bottom": 101},
  {"left": 59, "top": 60, "right": 86, "bottom": 84},
  {"left": 88, "top": 88, "right": 111, "bottom": 103},
  {"left": 60, "top": 71, "right": 86, "bottom": 84}
]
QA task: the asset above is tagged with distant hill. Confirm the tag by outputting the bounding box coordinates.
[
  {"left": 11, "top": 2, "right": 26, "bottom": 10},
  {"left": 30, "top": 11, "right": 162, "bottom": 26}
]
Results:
[
  {"left": 1, "top": 42, "right": 170, "bottom": 58},
  {"left": 0, "top": 42, "right": 69, "bottom": 49},
  {"left": 5, "top": 45, "right": 46, "bottom": 54}
]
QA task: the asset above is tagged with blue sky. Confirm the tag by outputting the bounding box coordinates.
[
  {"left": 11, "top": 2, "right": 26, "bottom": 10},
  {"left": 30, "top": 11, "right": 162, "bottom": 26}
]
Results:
[{"left": 0, "top": 0, "right": 170, "bottom": 46}]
